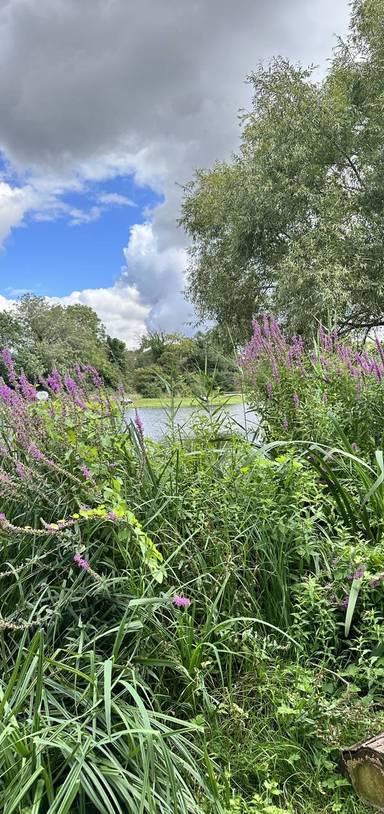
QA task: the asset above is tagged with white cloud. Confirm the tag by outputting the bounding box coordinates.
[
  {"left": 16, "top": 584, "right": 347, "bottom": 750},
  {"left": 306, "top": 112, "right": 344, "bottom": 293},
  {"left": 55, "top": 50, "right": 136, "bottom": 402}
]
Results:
[
  {"left": 67, "top": 205, "right": 103, "bottom": 226},
  {"left": 59, "top": 284, "right": 149, "bottom": 348},
  {"left": 97, "top": 192, "right": 136, "bottom": 207},
  {"left": 0, "top": 181, "right": 39, "bottom": 244},
  {"left": 0, "top": 293, "right": 16, "bottom": 312},
  {"left": 122, "top": 222, "right": 192, "bottom": 332}
]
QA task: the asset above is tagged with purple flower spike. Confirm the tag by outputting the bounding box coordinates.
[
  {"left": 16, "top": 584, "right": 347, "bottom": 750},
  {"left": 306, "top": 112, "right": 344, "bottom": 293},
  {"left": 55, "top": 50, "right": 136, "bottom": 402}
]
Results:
[
  {"left": 47, "top": 369, "right": 62, "bottom": 394},
  {"left": 339, "top": 597, "right": 349, "bottom": 611},
  {"left": 353, "top": 564, "right": 365, "bottom": 581},
  {"left": 74, "top": 553, "right": 90, "bottom": 571},
  {"left": 134, "top": 410, "right": 144, "bottom": 438},
  {"left": 0, "top": 512, "right": 6, "bottom": 522},
  {"left": 64, "top": 376, "right": 78, "bottom": 396},
  {"left": 28, "top": 444, "right": 45, "bottom": 462},
  {"left": 81, "top": 465, "right": 92, "bottom": 480},
  {"left": 172, "top": 595, "right": 191, "bottom": 608},
  {"left": 19, "top": 373, "right": 37, "bottom": 401}
]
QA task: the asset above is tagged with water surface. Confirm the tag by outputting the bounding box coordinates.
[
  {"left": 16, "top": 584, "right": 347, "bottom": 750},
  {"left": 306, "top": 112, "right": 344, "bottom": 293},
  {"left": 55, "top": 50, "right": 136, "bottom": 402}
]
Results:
[{"left": 126, "top": 402, "right": 259, "bottom": 442}]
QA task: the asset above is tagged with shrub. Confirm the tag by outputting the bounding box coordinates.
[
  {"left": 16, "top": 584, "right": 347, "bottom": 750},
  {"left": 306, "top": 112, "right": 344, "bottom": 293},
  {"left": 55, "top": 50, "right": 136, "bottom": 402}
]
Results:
[{"left": 240, "top": 315, "right": 384, "bottom": 452}]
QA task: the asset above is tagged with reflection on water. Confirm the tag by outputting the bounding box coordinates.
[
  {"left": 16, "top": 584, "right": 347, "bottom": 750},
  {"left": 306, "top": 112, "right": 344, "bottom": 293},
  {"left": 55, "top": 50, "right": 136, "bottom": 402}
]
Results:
[{"left": 125, "top": 402, "right": 259, "bottom": 442}]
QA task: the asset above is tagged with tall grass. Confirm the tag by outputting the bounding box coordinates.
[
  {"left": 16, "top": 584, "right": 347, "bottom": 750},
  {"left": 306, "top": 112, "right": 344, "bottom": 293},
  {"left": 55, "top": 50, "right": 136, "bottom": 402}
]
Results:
[{"left": 0, "top": 353, "right": 381, "bottom": 812}]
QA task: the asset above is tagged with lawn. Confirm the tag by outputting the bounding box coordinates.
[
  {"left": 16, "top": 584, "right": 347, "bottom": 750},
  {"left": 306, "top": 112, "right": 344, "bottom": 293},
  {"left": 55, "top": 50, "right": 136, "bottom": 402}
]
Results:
[{"left": 130, "top": 393, "right": 245, "bottom": 407}]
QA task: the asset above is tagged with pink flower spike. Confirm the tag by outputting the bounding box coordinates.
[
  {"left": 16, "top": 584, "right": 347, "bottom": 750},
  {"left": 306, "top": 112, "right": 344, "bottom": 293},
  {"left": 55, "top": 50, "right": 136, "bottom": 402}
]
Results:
[
  {"left": 172, "top": 595, "right": 191, "bottom": 608},
  {"left": 81, "top": 465, "right": 92, "bottom": 480},
  {"left": 0, "top": 512, "right": 6, "bottom": 522},
  {"left": 74, "top": 553, "right": 90, "bottom": 571}
]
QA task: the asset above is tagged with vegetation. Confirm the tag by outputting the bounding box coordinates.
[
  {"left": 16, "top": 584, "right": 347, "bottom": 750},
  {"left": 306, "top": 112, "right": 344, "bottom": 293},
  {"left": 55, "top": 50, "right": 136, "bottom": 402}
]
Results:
[
  {"left": 181, "top": 0, "right": 384, "bottom": 342},
  {"left": 0, "top": 294, "right": 131, "bottom": 388},
  {"left": 4, "top": 2, "right": 384, "bottom": 812},
  {"left": 0, "top": 296, "right": 236, "bottom": 399},
  {"left": 132, "top": 331, "right": 236, "bottom": 398},
  {"left": 0, "top": 340, "right": 382, "bottom": 812}
]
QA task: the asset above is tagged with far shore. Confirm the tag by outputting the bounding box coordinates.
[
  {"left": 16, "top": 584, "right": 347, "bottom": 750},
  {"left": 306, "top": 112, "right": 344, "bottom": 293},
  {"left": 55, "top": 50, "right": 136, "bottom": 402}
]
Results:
[{"left": 126, "top": 393, "right": 245, "bottom": 408}]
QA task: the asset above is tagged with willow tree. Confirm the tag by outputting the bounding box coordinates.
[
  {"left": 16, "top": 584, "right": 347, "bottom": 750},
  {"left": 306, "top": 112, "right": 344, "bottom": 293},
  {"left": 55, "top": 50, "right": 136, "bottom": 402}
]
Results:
[{"left": 181, "top": 0, "right": 384, "bottom": 342}]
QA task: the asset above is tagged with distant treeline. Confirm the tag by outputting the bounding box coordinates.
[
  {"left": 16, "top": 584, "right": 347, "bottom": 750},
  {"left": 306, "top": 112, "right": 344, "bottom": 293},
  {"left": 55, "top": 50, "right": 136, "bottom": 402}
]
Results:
[{"left": 0, "top": 294, "right": 236, "bottom": 395}]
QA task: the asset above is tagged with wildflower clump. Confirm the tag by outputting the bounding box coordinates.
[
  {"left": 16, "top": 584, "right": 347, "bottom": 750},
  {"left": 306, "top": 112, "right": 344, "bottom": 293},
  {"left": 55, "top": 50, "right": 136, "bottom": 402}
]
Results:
[{"left": 240, "top": 315, "right": 384, "bottom": 450}]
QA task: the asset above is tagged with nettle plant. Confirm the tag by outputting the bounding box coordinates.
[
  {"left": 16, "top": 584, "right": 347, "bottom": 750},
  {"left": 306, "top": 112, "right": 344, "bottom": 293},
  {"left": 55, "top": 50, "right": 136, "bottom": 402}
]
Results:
[{"left": 240, "top": 316, "right": 384, "bottom": 451}]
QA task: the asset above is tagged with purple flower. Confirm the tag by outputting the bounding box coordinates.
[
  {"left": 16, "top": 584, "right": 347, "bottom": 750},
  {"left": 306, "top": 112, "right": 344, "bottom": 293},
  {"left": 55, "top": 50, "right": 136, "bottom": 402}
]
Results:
[
  {"left": 1, "top": 348, "right": 17, "bottom": 386},
  {"left": 134, "top": 410, "right": 145, "bottom": 441},
  {"left": 339, "top": 597, "right": 349, "bottom": 611},
  {"left": 293, "top": 393, "right": 300, "bottom": 409},
  {"left": 347, "top": 564, "right": 365, "bottom": 581},
  {"left": 353, "top": 564, "right": 365, "bottom": 581},
  {"left": 0, "top": 512, "right": 6, "bottom": 522},
  {"left": 282, "top": 418, "right": 289, "bottom": 431},
  {"left": 47, "top": 369, "right": 62, "bottom": 394},
  {"left": 19, "top": 373, "right": 37, "bottom": 402},
  {"left": 351, "top": 442, "right": 358, "bottom": 453},
  {"left": 0, "top": 384, "right": 17, "bottom": 406},
  {"left": 108, "top": 511, "right": 118, "bottom": 521},
  {"left": 74, "top": 553, "right": 90, "bottom": 571},
  {"left": 74, "top": 364, "right": 85, "bottom": 382},
  {"left": 64, "top": 376, "right": 78, "bottom": 396},
  {"left": 271, "top": 357, "right": 280, "bottom": 382},
  {"left": 81, "top": 465, "right": 92, "bottom": 480},
  {"left": 266, "top": 382, "right": 273, "bottom": 399},
  {"left": 172, "top": 595, "right": 191, "bottom": 608},
  {"left": 85, "top": 365, "right": 103, "bottom": 389},
  {"left": 28, "top": 444, "right": 45, "bottom": 462}
]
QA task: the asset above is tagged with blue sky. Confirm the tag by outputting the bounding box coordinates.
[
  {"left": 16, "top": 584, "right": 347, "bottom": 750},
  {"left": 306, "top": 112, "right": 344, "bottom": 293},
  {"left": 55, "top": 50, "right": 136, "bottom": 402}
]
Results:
[
  {"left": 0, "top": 177, "right": 161, "bottom": 298},
  {"left": 0, "top": 0, "right": 350, "bottom": 347}
]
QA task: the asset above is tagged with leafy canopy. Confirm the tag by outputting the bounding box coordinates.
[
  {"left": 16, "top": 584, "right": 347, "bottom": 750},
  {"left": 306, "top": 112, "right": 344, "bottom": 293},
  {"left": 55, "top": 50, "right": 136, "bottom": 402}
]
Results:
[
  {"left": 0, "top": 294, "right": 131, "bottom": 386},
  {"left": 181, "top": 0, "right": 384, "bottom": 341}
]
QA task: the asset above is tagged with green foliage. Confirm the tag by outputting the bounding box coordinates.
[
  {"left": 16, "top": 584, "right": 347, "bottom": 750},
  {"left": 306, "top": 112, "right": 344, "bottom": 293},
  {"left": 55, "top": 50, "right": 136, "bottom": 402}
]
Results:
[
  {"left": 241, "top": 317, "right": 384, "bottom": 454},
  {"left": 3, "top": 357, "right": 384, "bottom": 810},
  {"left": 132, "top": 331, "right": 236, "bottom": 396},
  {"left": 181, "top": 0, "right": 384, "bottom": 341},
  {"left": 0, "top": 294, "right": 132, "bottom": 387}
]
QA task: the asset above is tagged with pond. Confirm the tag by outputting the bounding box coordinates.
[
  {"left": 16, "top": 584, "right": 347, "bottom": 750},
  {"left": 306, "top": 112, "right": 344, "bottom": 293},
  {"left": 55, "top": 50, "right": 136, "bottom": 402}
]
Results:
[{"left": 125, "top": 401, "right": 259, "bottom": 442}]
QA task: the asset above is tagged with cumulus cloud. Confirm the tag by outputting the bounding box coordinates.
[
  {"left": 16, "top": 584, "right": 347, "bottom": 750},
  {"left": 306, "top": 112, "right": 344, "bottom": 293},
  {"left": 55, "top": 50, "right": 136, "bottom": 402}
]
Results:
[
  {"left": 0, "top": 0, "right": 350, "bottom": 340},
  {"left": 59, "top": 284, "right": 149, "bottom": 348},
  {"left": 122, "top": 222, "right": 192, "bottom": 333},
  {"left": 0, "top": 181, "right": 39, "bottom": 244}
]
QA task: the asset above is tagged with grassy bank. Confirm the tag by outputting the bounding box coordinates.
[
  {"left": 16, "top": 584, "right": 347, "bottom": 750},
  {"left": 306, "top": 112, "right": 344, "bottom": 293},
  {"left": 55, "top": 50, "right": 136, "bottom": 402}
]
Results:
[{"left": 129, "top": 393, "right": 245, "bottom": 408}]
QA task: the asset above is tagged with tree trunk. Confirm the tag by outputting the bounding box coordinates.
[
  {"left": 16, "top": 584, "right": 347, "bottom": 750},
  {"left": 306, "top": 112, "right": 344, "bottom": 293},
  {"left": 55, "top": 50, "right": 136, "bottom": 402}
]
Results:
[{"left": 340, "top": 734, "right": 384, "bottom": 810}]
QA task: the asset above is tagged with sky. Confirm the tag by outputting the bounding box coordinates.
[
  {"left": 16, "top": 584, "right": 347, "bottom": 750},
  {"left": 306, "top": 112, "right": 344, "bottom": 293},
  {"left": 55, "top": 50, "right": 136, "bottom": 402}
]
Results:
[{"left": 0, "top": 0, "right": 350, "bottom": 348}]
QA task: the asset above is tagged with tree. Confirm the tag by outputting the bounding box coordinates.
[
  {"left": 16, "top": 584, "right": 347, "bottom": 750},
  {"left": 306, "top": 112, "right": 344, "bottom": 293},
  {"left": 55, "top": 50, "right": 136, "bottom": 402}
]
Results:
[
  {"left": 0, "top": 294, "right": 131, "bottom": 387},
  {"left": 132, "top": 330, "right": 236, "bottom": 395},
  {"left": 180, "top": 0, "right": 384, "bottom": 341}
]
